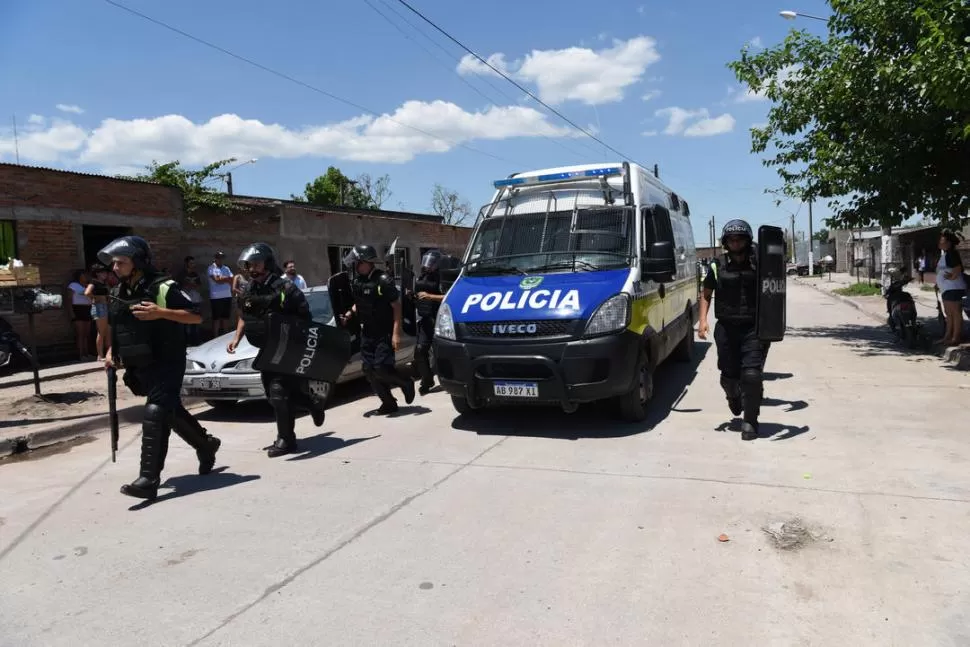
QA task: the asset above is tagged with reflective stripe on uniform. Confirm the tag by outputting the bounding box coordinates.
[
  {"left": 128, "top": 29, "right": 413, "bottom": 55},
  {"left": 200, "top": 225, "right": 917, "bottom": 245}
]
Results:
[
  {"left": 711, "top": 262, "right": 718, "bottom": 282},
  {"left": 155, "top": 280, "right": 174, "bottom": 307}
]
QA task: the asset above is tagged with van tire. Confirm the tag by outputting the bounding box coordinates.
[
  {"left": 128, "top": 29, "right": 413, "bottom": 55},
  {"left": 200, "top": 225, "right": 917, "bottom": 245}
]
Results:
[
  {"left": 450, "top": 395, "right": 476, "bottom": 416},
  {"left": 673, "top": 308, "right": 694, "bottom": 363},
  {"left": 616, "top": 349, "right": 654, "bottom": 422}
]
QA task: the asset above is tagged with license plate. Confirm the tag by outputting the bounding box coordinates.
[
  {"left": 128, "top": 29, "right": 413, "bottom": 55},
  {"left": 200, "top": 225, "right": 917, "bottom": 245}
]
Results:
[
  {"left": 194, "top": 377, "right": 223, "bottom": 390},
  {"left": 493, "top": 381, "right": 538, "bottom": 398}
]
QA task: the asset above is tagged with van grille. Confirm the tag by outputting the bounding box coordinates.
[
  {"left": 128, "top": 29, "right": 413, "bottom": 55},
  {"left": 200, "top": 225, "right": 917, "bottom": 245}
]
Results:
[{"left": 461, "top": 319, "right": 577, "bottom": 338}]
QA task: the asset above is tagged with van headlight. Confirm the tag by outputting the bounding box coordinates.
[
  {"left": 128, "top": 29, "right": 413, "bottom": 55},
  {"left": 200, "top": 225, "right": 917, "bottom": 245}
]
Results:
[
  {"left": 584, "top": 294, "right": 630, "bottom": 336},
  {"left": 435, "top": 303, "right": 456, "bottom": 340}
]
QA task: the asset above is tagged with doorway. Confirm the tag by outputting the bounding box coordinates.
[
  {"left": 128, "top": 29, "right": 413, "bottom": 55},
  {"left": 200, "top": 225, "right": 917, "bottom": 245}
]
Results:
[{"left": 83, "top": 225, "right": 131, "bottom": 267}]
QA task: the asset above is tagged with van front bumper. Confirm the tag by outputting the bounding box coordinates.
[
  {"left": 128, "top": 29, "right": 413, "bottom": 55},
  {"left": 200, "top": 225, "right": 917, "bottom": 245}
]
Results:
[{"left": 432, "top": 330, "right": 641, "bottom": 408}]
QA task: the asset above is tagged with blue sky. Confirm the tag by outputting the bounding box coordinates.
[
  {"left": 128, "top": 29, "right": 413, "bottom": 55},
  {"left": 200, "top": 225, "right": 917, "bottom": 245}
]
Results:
[{"left": 0, "top": 0, "right": 837, "bottom": 244}]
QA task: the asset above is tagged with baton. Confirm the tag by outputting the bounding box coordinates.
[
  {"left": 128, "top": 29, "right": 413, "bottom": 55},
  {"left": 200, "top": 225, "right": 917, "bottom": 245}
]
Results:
[{"left": 107, "top": 365, "right": 119, "bottom": 462}]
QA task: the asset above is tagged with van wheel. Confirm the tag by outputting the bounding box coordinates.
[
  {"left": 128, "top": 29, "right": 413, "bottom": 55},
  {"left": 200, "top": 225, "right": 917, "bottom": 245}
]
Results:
[
  {"left": 450, "top": 395, "right": 477, "bottom": 416},
  {"left": 616, "top": 351, "right": 654, "bottom": 422},
  {"left": 673, "top": 309, "right": 694, "bottom": 363}
]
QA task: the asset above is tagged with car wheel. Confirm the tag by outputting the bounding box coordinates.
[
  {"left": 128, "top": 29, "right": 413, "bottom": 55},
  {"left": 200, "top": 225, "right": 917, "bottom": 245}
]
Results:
[
  {"left": 450, "top": 395, "right": 477, "bottom": 416},
  {"left": 614, "top": 349, "right": 653, "bottom": 423}
]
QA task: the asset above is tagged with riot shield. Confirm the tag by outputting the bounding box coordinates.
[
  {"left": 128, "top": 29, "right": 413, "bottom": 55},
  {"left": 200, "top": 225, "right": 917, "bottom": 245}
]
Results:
[
  {"left": 328, "top": 271, "right": 359, "bottom": 333},
  {"left": 756, "top": 225, "right": 787, "bottom": 342},
  {"left": 253, "top": 313, "right": 352, "bottom": 383},
  {"left": 438, "top": 255, "right": 461, "bottom": 294},
  {"left": 400, "top": 264, "right": 417, "bottom": 337}
]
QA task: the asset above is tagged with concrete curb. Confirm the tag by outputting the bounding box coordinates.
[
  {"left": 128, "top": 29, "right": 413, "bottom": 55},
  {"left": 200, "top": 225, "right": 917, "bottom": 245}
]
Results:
[
  {"left": 0, "top": 364, "right": 103, "bottom": 389},
  {"left": 796, "top": 278, "right": 970, "bottom": 370},
  {"left": 0, "top": 400, "right": 210, "bottom": 459}
]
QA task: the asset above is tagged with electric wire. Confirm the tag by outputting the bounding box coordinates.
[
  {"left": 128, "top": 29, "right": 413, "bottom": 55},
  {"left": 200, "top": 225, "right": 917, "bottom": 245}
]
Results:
[
  {"left": 103, "top": 0, "right": 512, "bottom": 163},
  {"left": 393, "top": 0, "right": 655, "bottom": 169}
]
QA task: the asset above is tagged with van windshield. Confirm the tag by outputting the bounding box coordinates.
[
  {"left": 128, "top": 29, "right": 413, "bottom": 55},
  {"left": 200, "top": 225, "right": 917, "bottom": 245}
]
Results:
[{"left": 465, "top": 206, "right": 635, "bottom": 275}]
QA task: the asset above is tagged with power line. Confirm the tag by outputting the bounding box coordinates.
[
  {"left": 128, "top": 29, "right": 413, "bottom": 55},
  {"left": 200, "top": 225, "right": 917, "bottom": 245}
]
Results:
[
  {"left": 393, "top": 0, "right": 651, "bottom": 168},
  {"left": 362, "top": 0, "right": 598, "bottom": 163},
  {"left": 103, "top": 0, "right": 511, "bottom": 163}
]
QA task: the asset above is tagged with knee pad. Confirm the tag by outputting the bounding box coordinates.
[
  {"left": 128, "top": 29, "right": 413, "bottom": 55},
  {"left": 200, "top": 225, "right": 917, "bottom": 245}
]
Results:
[
  {"left": 741, "top": 368, "right": 762, "bottom": 385},
  {"left": 143, "top": 403, "right": 170, "bottom": 424},
  {"left": 719, "top": 375, "right": 741, "bottom": 395},
  {"left": 268, "top": 379, "right": 289, "bottom": 403}
]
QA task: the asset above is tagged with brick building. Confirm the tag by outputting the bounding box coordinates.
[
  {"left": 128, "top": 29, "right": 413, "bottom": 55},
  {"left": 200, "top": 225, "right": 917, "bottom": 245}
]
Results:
[{"left": 0, "top": 163, "right": 472, "bottom": 361}]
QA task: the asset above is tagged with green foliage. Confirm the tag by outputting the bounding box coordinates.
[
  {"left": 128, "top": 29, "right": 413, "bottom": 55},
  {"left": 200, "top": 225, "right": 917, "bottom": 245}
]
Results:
[
  {"left": 814, "top": 228, "right": 830, "bottom": 242},
  {"left": 297, "top": 166, "right": 374, "bottom": 208},
  {"left": 728, "top": 0, "right": 970, "bottom": 229},
  {"left": 119, "top": 158, "right": 238, "bottom": 227},
  {"left": 834, "top": 283, "right": 882, "bottom": 297}
]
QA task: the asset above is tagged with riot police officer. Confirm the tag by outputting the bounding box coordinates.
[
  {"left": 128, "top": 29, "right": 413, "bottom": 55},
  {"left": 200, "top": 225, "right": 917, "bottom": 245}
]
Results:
[
  {"left": 99, "top": 236, "right": 220, "bottom": 500},
  {"left": 228, "top": 242, "right": 326, "bottom": 457},
  {"left": 697, "top": 220, "right": 767, "bottom": 441},
  {"left": 340, "top": 244, "right": 415, "bottom": 414},
  {"left": 412, "top": 249, "right": 446, "bottom": 394}
]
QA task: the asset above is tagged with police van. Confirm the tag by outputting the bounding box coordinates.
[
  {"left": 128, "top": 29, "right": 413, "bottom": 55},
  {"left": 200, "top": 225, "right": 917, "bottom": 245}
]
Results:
[{"left": 432, "top": 162, "right": 699, "bottom": 422}]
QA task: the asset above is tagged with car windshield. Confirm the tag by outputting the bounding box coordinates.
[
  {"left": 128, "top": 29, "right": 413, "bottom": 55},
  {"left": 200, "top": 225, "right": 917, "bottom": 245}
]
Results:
[
  {"left": 306, "top": 290, "right": 335, "bottom": 322},
  {"left": 465, "top": 206, "right": 635, "bottom": 275}
]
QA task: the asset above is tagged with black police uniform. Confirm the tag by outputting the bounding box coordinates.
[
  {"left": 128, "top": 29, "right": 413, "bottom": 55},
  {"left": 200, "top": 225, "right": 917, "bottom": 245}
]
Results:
[
  {"left": 240, "top": 266, "right": 324, "bottom": 457},
  {"left": 704, "top": 247, "right": 767, "bottom": 439},
  {"left": 413, "top": 252, "right": 444, "bottom": 394},
  {"left": 102, "top": 240, "right": 220, "bottom": 500},
  {"left": 351, "top": 266, "right": 415, "bottom": 414}
]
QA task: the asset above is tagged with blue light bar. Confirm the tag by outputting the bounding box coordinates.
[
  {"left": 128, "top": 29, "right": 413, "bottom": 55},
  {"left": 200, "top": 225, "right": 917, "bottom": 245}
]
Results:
[{"left": 493, "top": 166, "right": 623, "bottom": 189}]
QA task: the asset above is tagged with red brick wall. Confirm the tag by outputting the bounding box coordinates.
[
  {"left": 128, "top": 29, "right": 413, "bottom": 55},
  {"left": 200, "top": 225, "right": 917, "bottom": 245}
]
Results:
[{"left": 0, "top": 163, "right": 182, "bottom": 217}]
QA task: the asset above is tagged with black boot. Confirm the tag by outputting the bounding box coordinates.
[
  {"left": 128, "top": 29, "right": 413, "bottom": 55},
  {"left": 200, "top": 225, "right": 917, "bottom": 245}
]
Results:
[
  {"left": 121, "top": 407, "right": 168, "bottom": 500},
  {"left": 377, "top": 365, "right": 415, "bottom": 404},
  {"left": 267, "top": 378, "right": 299, "bottom": 457},
  {"left": 740, "top": 370, "right": 764, "bottom": 441},
  {"left": 720, "top": 375, "right": 743, "bottom": 417},
  {"left": 171, "top": 406, "right": 220, "bottom": 475}
]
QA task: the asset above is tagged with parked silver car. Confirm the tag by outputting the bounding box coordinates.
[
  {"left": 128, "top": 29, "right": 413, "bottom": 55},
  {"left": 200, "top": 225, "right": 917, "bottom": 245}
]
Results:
[{"left": 181, "top": 284, "right": 416, "bottom": 409}]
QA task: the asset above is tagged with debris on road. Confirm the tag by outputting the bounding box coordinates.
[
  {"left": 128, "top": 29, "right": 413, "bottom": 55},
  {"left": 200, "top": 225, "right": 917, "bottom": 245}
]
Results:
[
  {"left": 717, "top": 533, "right": 730, "bottom": 542},
  {"left": 762, "top": 518, "right": 830, "bottom": 551}
]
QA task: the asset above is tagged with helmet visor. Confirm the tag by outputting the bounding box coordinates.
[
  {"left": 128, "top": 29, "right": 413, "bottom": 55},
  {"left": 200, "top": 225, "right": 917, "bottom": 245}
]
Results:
[{"left": 97, "top": 238, "right": 143, "bottom": 266}]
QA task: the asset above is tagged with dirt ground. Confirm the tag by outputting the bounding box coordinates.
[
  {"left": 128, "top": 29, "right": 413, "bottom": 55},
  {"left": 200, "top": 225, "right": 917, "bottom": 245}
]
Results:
[{"left": 3, "top": 369, "right": 144, "bottom": 423}]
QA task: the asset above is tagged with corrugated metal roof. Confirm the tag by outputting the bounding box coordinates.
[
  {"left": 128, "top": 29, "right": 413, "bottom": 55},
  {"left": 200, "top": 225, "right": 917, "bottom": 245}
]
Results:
[{"left": 0, "top": 162, "right": 165, "bottom": 187}]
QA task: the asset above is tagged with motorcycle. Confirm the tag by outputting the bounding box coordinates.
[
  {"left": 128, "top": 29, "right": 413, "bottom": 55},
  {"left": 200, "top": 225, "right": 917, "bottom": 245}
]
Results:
[
  {"left": 885, "top": 277, "right": 920, "bottom": 348},
  {"left": 0, "top": 316, "right": 32, "bottom": 375}
]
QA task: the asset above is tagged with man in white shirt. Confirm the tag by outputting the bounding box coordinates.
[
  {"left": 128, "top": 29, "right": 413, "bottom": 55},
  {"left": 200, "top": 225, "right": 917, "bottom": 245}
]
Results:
[
  {"left": 283, "top": 259, "right": 308, "bottom": 290},
  {"left": 207, "top": 251, "right": 234, "bottom": 337}
]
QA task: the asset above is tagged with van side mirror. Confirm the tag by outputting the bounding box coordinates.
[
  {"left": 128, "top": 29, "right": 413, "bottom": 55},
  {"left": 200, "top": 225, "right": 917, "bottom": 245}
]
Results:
[{"left": 642, "top": 241, "right": 676, "bottom": 282}]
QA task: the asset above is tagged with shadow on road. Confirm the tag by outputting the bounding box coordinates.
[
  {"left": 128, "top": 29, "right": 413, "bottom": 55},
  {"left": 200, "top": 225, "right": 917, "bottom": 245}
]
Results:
[
  {"left": 715, "top": 419, "right": 812, "bottom": 441},
  {"left": 786, "top": 324, "right": 936, "bottom": 360},
  {"left": 451, "top": 342, "right": 711, "bottom": 440},
  {"left": 285, "top": 431, "right": 380, "bottom": 461},
  {"left": 763, "top": 372, "right": 794, "bottom": 381},
  {"left": 128, "top": 467, "right": 261, "bottom": 510}
]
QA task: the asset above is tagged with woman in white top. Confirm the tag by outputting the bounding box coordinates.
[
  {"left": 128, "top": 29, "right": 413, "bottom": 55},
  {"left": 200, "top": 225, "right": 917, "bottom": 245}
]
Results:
[
  {"left": 67, "top": 269, "right": 94, "bottom": 359},
  {"left": 936, "top": 230, "right": 967, "bottom": 347}
]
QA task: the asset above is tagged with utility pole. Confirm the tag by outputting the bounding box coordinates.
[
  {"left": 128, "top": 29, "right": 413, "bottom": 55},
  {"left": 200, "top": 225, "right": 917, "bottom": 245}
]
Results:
[
  {"left": 790, "top": 214, "right": 797, "bottom": 263},
  {"left": 807, "top": 199, "right": 815, "bottom": 276},
  {"left": 225, "top": 172, "right": 234, "bottom": 196}
]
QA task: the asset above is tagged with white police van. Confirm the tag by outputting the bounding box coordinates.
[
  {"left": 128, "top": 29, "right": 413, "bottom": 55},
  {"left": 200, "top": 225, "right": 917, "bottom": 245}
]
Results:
[{"left": 432, "top": 162, "right": 698, "bottom": 422}]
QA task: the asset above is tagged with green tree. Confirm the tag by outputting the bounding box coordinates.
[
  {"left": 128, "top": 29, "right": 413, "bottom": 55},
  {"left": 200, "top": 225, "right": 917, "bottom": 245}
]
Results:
[
  {"left": 119, "top": 158, "right": 238, "bottom": 227},
  {"left": 728, "top": 0, "right": 970, "bottom": 229},
  {"left": 296, "top": 166, "right": 372, "bottom": 208},
  {"left": 814, "top": 228, "right": 830, "bottom": 243}
]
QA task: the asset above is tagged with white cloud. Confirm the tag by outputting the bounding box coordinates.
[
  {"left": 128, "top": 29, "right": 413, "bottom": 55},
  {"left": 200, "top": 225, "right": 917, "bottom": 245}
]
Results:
[
  {"left": 0, "top": 100, "right": 578, "bottom": 168},
  {"left": 641, "top": 90, "right": 662, "bottom": 102},
  {"left": 735, "top": 64, "right": 801, "bottom": 103},
  {"left": 455, "top": 53, "right": 510, "bottom": 78},
  {"left": 747, "top": 36, "right": 764, "bottom": 49},
  {"left": 457, "top": 36, "right": 661, "bottom": 106},
  {"left": 27, "top": 114, "right": 45, "bottom": 125},
  {"left": 56, "top": 104, "right": 85, "bottom": 115},
  {"left": 654, "top": 107, "right": 736, "bottom": 137}
]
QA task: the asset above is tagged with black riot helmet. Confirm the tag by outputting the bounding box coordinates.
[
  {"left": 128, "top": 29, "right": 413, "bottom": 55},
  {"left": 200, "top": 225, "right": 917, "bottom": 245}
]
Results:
[
  {"left": 97, "top": 235, "right": 153, "bottom": 270},
  {"left": 420, "top": 249, "right": 443, "bottom": 273},
  {"left": 238, "top": 242, "right": 281, "bottom": 281},
  {"left": 343, "top": 244, "right": 380, "bottom": 269},
  {"left": 720, "top": 219, "right": 754, "bottom": 248}
]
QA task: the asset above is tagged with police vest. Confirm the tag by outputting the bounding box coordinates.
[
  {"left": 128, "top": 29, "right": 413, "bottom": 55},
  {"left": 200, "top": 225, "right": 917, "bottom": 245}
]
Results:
[
  {"left": 352, "top": 270, "right": 394, "bottom": 335},
  {"left": 241, "top": 276, "right": 289, "bottom": 349},
  {"left": 109, "top": 274, "right": 181, "bottom": 369},
  {"left": 414, "top": 272, "right": 441, "bottom": 318},
  {"left": 711, "top": 254, "right": 758, "bottom": 322}
]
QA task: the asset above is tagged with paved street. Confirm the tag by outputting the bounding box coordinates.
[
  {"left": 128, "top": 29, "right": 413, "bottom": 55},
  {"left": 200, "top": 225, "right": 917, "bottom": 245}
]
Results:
[{"left": 1, "top": 281, "right": 969, "bottom": 646}]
